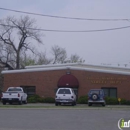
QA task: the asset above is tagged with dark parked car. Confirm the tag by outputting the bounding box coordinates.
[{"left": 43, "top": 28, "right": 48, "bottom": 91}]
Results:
[{"left": 88, "top": 89, "right": 106, "bottom": 106}]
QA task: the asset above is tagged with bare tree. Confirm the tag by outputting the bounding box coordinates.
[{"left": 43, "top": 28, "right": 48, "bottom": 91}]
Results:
[
  {"left": 0, "top": 16, "right": 43, "bottom": 69},
  {"left": 20, "top": 53, "right": 36, "bottom": 68},
  {"left": 37, "top": 52, "right": 52, "bottom": 65},
  {"left": 51, "top": 45, "right": 67, "bottom": 64},
  {"left": 0, "top": 43, "right": 15, "bottom": 68},
  {"left": 69, "top": 54, "right": 85, "bottom": 63},
  {"left": 19, "top": 51, "right": 52, "bottom": 67}
]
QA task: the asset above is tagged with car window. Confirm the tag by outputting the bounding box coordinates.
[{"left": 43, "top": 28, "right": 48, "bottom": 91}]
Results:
[
  {"left": 89, "top": 90, "right": 103, "bottom": 95},
  {"left": 58, "top": 89, "right": 71, "bottom": 94},
  {"left": 90, "top": 90, "right": 99, "bottom": 94},
  {"left": 8, "top": 88, "right": 22, "bottom": 92}
]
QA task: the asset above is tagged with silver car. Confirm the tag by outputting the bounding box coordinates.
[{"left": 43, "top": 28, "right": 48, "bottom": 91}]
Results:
[{"left": 55, "top": 88, "right": 76, "bottom": 106}]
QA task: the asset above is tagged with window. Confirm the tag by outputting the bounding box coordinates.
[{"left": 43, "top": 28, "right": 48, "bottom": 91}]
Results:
[
  {"left": 73, "top": 88, "right": 78, "bottom": 96},
  {"left": 58, "top": 89, "right": 71, "bottom": 94},
  {"left": 8, "top": 88, "right": 22, "bottom": 92},
  {"left": 89, "top": 90, "right": 102, "bottom": 95},
  {"left": 101, "top": 87, "right": 117, "bottom": 98},
  {"left": 21, "top": 86, "right": 36, "bottom": 96}
]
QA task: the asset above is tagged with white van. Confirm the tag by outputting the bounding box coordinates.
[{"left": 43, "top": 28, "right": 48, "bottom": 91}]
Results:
[{"left": 55, "top": 88, "right": 76, "bottom": 106}]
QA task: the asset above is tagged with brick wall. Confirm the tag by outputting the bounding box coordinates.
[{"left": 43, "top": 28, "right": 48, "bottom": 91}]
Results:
[
  {"left": 3, "top": 69, "right": 130, "bottom": 100},
  {"left": 0, "top": 68, "right": 4, "bottom": 92}
]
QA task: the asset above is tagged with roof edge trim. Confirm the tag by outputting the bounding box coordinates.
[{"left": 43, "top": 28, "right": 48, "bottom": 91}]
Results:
[{"left": 1, "top": 66, "right": 130, "bottom": 75}]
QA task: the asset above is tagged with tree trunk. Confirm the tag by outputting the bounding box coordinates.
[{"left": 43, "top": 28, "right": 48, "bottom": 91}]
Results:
[{"left": 16, "top": 51, "right": 20, "bottom": 69}]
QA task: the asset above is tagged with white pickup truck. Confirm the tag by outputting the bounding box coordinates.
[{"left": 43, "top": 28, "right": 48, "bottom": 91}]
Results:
[{"left": 1, "top": 87, "right": 27, "bottom": 105}]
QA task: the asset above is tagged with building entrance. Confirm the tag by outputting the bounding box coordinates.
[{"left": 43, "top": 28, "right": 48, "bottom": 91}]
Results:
[{"left": 57, "top": 73, "right": 79, "bottom": 99}]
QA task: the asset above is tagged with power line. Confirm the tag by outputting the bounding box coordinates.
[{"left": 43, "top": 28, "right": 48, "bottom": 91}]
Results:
[
  {"left": 0, "top": 23, "right": 130, "bottom": 32},
  {"left": 0, "top": 7, "right": 130, "bottom": 21}
]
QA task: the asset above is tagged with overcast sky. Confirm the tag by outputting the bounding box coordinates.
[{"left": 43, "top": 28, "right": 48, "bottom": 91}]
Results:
[{"left": 0, "top": 0, "right": 130, "bottom": 67}]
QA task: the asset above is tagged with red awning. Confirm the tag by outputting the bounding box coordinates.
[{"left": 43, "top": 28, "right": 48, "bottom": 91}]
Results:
[{"left": 58, "top": 74, "right": 79, "bottom": 88}]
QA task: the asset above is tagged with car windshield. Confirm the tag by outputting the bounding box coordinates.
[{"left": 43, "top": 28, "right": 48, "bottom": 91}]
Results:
[
  {"left": 90, "top": 90, "right": 103, "bottom": 95},
  {"left": 8, "top": 88, "right": 22, "bottom": 92},
  {"left": 58, "top": 89, "right": 71, "bottom": 94}
]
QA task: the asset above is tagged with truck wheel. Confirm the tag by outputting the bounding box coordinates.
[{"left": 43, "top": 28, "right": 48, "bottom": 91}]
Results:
[
  {"left": 102, "top": 103, "right": 105, "bottom": 107},
  {"left": 55, "top": 102, "right": 58, "bottom": 106},
  {"left": 23, "top": 99, "right": 27, "bottom": 104},
  {"left": 25, "top": 99, "right": 27, "bottom": 104},
  {"left": 9, "top": 102, "right": 12, "bottom": 105},
  {"left": 88, "top": 103, "right": 92, "bottom": 106},
  {"left": 19, "top": 100, "right": 22, "bottom": 105},
  {"left": 71, "top": 102, "right": 75, "bottom": 106},
  {"left": 3, "top": 101, "right": 6, "bottom": 105}
]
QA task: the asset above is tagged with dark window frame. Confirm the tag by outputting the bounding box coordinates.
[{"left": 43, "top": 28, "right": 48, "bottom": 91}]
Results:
[
  {"left": 101, "top": 87, "right": 117, "bottom": 98},
  {"left": 20, "top": 86, "right": 36, "bottom": 96}
]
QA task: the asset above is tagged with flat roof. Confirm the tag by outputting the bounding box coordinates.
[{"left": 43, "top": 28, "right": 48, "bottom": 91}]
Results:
[{"left": 1, "top": 63, "right": 130, "bottom": 75}]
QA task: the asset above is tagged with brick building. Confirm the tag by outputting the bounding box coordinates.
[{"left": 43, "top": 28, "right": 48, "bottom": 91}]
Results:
[
  {"left": 1, "top": 63, "right": 130, "bottom": 100},
  {"left": 0, "top": 63, "right": 13, "bottom": 93}
]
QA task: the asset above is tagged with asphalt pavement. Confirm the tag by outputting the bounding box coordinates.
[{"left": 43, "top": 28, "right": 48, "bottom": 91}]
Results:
[
  {"left": 0, "top": 107, "right": 129, "bottom": 130},
  {"left": 0, "top": 103, "right": 129, "bottom": 130}
]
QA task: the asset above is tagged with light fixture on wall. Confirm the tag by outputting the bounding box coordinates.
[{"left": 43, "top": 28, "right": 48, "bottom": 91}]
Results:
[{"left": 66, "top": 67, "right": 71, "bottom": 74}]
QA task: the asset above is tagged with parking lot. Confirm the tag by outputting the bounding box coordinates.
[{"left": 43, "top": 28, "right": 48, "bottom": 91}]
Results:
[{"left": 0, "top": 103, "right": 130, "bottom": 130}]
